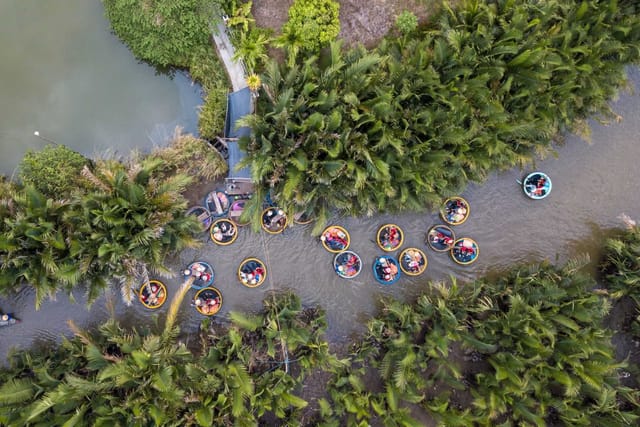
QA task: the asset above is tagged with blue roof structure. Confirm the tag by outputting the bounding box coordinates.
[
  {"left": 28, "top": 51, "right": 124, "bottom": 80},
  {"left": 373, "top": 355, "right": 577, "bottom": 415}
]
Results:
[{"left": 225, "top": 87, "right": 252, "bottom": 179}]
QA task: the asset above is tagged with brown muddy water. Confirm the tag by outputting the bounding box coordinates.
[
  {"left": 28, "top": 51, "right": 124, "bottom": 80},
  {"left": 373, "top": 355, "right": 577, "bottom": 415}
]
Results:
[
  {"left": 1, "top": 1, "right": 640, "bottom": 359},
  {"left": 3, "top": 66, "right": 640, "bottom": 360}
]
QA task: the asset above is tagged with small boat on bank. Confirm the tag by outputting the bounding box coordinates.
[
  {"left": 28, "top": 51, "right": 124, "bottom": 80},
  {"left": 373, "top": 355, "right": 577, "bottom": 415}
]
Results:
[
  {"left": 193, "top": 287, "right": 223, "bottom": 316},
  {"left": 238, "top": 257, "right": 267, "bottom": 288},
  {"left": 210, "top": 218, "right": 238, "bottom": 245},
  {"left": 522, "top": 172, "right": 552, "bottom": 199},
  {"left": 0, "top": 313, "right": 18, "bottom": 327},
  {"left": 440, "top": 197, "right": 470, "bottom": 226},
  {"left": 293, "top": 211, "right": 314, "bottom": 225},
  {"left": 184, "top": 261, "right": 215, "bottom": 290},
  {"left": 334, "top": 250, "right": 362, "bottom": 279},
  {"left": 320, "top": 225, "right": 350, "bottom": 253},
  {"left": 426, "top": 225, "right": 456, "bottom": 252},
  {"left": 186, "top": 206, "right": 213, "bottom": 230},
  {"left": 451, "top": 238, "right": 479, "bottom": 265},
  {"left": 372, "top": 255, "right": 401, "bottom": 285},
  {"left": 261, "top": 207, "right": 287, "bottom": 234},
  {"left": 138, "top": 280, "right": 167, "bottom": 309},
  {"left": 229, "top": 198, "right": 250, "bottom": 226},
  {"left": 377, "top": 224, "right": 404, "bottom": 252},
  {"left": 399, "top": 248, "right": 427, "bottom": 276},
  {"left": 204, "top": 190, "right": 230, "bottom": 218}
]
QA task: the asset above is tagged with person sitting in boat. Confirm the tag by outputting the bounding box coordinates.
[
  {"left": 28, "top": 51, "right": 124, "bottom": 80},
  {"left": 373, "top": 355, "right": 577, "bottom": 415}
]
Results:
[
  {"left": 347, "top": 254, "right": 358, "bottom": 268},
  {"left": 404, "top": 250, "right": 422, "bottom": 272},
  {"left": 212, "top": 221, "right": 236, "bottom": 241},
  {"left": 322, "top": 228, "right": 347, "bottom": 249},
  {"left": 195, "top": 296, "right": 220, "bottom": 315},
  {"left": 254, "top": 265, "right": 265, "bottom": 282}
]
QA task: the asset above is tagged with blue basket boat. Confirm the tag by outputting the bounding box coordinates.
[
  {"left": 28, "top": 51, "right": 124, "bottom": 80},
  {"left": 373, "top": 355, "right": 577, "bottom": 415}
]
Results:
[
  {"left": 372, "top": 255, "right": 401, "bottom": 285},
  {"left": 184, "top": 261, "right": 215, "bottom": 290}
]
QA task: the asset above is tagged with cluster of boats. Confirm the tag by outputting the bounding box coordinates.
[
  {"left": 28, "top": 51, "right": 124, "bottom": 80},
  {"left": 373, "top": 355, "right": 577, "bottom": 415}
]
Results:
[{"left": 136, "top": 171, "right": 552, "bottom": 312}]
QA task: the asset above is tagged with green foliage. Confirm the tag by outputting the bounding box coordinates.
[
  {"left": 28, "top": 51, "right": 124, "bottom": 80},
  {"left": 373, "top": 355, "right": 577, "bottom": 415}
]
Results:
[
  {"left": 102, "top": 0, "right": 215, "bottom": 68},
  {"left": 245, "top": 0, "right": 640, "bottom": 222},
  {"left": 188, "top": 46, "right": 230, "bottom": 139},
  {"left": 149, "top": 131, "right": 228, "bottom": 182},
  {"left": 601, "top": 221, "right": 640, "bottom": 303},
  {"left": 18, "top": 144, "right": 90, "bottom": 199},
  {"left": 0, "top": 293, "right": 335, "bottom": 425},
  {"left": 395, "top": 10, "right": 418, "bottom": 35},
  {"left": 0, "top": 156, "right": 201, "bottom": 307},
  {"left": 280, "top": 0, "right": 340, "bottom": 53}
]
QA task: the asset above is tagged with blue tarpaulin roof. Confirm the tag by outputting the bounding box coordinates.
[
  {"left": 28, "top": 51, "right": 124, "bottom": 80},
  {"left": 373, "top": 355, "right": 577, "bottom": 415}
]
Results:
[{"left": 224, "top": 87, "right": 252, "bottom": 179}]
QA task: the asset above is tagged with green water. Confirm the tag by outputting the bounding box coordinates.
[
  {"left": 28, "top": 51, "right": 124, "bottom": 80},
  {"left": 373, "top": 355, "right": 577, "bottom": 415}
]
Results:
[{"left": 0, "top": 0, "right": 202, "bottom": 176}]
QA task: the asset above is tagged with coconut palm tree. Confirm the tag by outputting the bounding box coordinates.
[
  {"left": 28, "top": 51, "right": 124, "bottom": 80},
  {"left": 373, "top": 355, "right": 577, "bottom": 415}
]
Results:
[
  {"left": 69, "top": 158, "right": 201, "bottom": 304},
  {"left": 0, "top": 186, "right": 81, "bottom": 307}
]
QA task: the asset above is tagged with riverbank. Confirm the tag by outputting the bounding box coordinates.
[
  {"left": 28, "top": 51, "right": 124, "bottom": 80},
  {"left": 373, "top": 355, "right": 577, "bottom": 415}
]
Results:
[{"left": 3, "top": 66, "right": 640, "bottom": 363}]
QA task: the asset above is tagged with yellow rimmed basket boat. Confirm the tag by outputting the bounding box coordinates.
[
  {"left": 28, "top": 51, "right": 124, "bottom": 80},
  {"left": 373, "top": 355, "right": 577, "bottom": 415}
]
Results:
[
  {"left": 451, "top": 238, "right": 479, "bottom": 265},
  {"left": 261, "top": 207, "right": 287, "bottom": 234},
  {"left": 229, "top": 198, "right": 251, "bottom": 226},
  {"left": 193, "top": 287, "right": 223, "bottom": 316},
  {"left": 320, "top": 225, "right": 350, "bottom": 253},
  {"left": 440, "top": 197, "right": 470, "bottom": 226},
  {"left": 210, "top": 218, "right": 238, "bottom": 246},
  {"left": 399, "top": 248, "right": 427, "bottom": 276},
  {"left": 426, "top": 224, "right": 456, "bottom": 252},
  {"left": 376, "top": 224, "right": 404, "bottom": 252},
  {"left": 238, "top": 257, "right": 267, "bottom": 288},
  {"left": 138, "top": 280, "right": 167, "bottom": 309}
]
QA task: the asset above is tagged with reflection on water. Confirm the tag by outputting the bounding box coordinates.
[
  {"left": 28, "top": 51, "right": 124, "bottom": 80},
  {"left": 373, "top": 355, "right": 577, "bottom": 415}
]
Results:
[
  {"left": 1, "top": 21, "right": 640, "bottom": 362},
  {"left": 0, "top": 0, "right": 202, "bottom": 176}
]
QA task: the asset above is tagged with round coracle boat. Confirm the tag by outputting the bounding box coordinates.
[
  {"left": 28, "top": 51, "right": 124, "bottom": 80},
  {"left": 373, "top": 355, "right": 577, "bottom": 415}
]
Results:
[
  {"left": 523, "top": 172, "right": 552, "bottom": 199},
  {"left": 186, "top": 206, "right": 212, "bottom": 230},
  {"left": 334, "top": 250, "right": 362, "bottom": 279},
  {"left": 451, "top": 238, "right": 479, "bottom": 265},
  {"left": 261, "top": 207, "right": 287, "bottom": 234},
  {"left": 229, "top": 198, "right": 250, "bottom": 226},
  {"left": 0, "top": 313, "right": 19, "bottom": 327},
  {"left": 377, "top": 224, "right": 404, "bottom": 252},
  {"left": 440, "top": 197, "right": 470, "bottom": 226},
  {"left": 138, "top": 280, "right": 167, "bottom": 309},
  {"left": 238, "top": 257, "right": 267, "bottom": 288},
  {"left": 399, "top": 248, "right": 427, "bottom": 276},
  {"left": 372, "top": 255, "right": 401, "bottom": 285},
  {"left": 210, "top": 218, "right": 238, "bottom": 246},
  {"left": 204, "top": 190, "right": 230, "bottom": 218},
  {"left": 184, "top": 261, "right": 215, "bottom": 290},
  {"left": 193, "top": 287, "right": 223, "bottom": 316},
  {"left": 293, "top": 211, "right": 314, "bottom": 225},
  {"left": 426, "top": 224, "right": 456, "bottom": 252},
  {"left": 320, "top": 225, "right": 350, "bottom": 253}
]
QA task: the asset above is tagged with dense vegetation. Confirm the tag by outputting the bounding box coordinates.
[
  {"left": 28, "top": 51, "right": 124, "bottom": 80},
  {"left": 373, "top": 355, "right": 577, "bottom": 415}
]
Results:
[
  {"left": 240, "top": 0, "right": 640, "bottom": 226},
  {"left": 102, "top": 0, "right": 229, "bottom": 137},
  {"left": 18, "top": 145, "right": 90, "bottom": 199},
  {"left": 0, "top": 292, "right": 334, "bottom": 426},
  {"left": 280, "top": 0, "right": 340, "bottom": 53},
  {"left": 0, "top": 136, "right": 226, "bottom": 307},
  {"left": 2, "top": 254, "right": 640, "bottom": 425}
]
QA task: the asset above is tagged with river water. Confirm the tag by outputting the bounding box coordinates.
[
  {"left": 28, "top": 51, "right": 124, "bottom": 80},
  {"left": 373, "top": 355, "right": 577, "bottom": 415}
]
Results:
[
  {"left": 0, "top": 0, "right": 202, "bottom": 176},
  {"left": 1, "top": 1, "right": 640, "bottom": 360}
]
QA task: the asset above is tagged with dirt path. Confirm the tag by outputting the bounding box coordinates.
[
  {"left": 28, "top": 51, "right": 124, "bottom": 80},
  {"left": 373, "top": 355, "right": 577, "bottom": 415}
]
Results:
[{"left": 252, "top": 0, "right": 433, "bottom": 48}]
